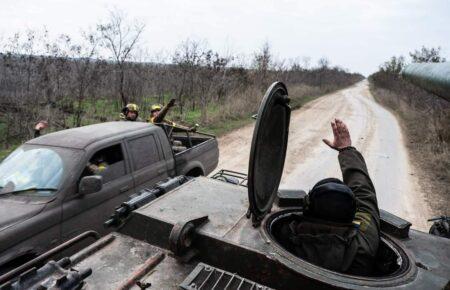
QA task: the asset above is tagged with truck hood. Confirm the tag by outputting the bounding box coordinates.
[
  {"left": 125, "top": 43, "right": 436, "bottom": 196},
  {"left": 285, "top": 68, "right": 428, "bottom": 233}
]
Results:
[{"left": 0, "top": 199, "right": 49, "bottom": 232}]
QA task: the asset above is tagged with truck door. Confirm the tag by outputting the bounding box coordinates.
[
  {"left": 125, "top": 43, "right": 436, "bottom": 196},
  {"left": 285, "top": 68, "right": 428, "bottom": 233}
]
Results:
[
  {"left": 61, "top": 143, "right": 134, "bottom": 240},
  {"left": 155, "top": 131, "right": 176, "bottom": 177},
  {"left": 126, "top": 134, "right": 169, "bottom": 191}
]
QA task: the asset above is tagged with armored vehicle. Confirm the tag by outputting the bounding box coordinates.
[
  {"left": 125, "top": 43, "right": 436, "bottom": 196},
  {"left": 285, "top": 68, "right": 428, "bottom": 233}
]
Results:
[
  {"left": 1, "top": 83, "right": 449, "bottom": 290},
  {"left": 0, "top": 122, "right": 218, "bottom": 273}
]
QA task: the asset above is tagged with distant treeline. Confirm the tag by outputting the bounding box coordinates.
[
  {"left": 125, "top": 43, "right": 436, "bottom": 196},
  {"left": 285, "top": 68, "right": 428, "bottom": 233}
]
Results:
[{"left": 0, "top": 11, "right": 363, "bottom": 149}]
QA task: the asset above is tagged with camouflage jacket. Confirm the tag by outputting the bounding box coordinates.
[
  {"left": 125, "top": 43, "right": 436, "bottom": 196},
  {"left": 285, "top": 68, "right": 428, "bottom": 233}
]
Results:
[
  {"left": 338, "top": 147, "right": 380, "bottom": 275},
  {"left": 289, "top": 147, "right": 380, "bottom": 275}
]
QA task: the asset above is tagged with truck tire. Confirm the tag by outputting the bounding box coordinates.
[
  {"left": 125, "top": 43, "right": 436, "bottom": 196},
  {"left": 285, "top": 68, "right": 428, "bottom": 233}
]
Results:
[{"left": 186, "top": 168, "right": 204, "bottom": 177}]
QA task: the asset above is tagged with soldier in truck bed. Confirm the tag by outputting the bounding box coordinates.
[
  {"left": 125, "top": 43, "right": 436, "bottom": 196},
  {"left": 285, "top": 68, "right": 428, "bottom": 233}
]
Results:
[
  {"left": 120, "top": 103, "right": 141, "bottom": 121},
  {"left": 148, "top": 99, "right": 198, "bottom": 132},
  {"left": 284, "top": 118, "right": 380, "bottom": 276},
  {"left": 148, "top": 99, "right": 176, "bottom": 125}
]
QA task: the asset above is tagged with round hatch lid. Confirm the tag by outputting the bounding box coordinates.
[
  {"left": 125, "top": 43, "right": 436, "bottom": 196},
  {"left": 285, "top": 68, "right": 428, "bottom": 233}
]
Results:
[{"left": 247, "top": 82, "right": 291, "bottom": 226}]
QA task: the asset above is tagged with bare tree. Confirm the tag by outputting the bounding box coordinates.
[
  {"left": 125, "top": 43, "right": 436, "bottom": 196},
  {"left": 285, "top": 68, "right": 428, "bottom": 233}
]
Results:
[
  {"left": 151, "top": 51, "right": 170, "bottom": 104},
  {"left": 3, "top": 30, "right": 43, "bottom": 140},
  {"left": 197, "top": 49, "right": 229, "bottom": 122},
  {"left": 252, "top": 42, "right": 272, "bottom": 89},
  {"left": 172, "top": 39, "right": 204, "bottom": 114},
  {"left": 61, "top": 32, "right": 101, "bottom": 126},
  {"left": 97, "top": 9, "right": 145, "bottom": 105},
  {"left": 410, "top": 46, "right": 446, "bottom": 63},
  {"left": 380, "top": 56, "right": 405, "bottom": 74},
  {"left": 317, "top": 57, "right": 330, "bottom": 69}
]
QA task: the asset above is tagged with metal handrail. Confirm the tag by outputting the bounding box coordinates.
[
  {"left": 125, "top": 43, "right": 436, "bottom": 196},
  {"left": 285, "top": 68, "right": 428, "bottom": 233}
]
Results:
[{"left": 0, "top": 230, "right": 100, "bottom": 285}]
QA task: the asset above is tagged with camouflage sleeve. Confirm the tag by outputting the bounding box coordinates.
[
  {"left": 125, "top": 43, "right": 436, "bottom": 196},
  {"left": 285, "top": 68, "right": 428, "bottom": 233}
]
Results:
[
  {"left": 34, "top": 129, "right": 41, "bottom": 138},
  {"left": 338, "top": 147, "right": 380, "bottom": 230}
]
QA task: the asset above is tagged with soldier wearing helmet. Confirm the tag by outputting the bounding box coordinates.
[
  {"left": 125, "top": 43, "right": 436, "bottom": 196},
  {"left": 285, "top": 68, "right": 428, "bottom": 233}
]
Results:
[
  {"left": 148, "top": 99, "right": 198, "bottom": 132},
  {"left": 148, "top": 99, "right": 176, "bottom": 124},
  {"left": 120, "top": 103, "right": 141, "bottom": 121}
]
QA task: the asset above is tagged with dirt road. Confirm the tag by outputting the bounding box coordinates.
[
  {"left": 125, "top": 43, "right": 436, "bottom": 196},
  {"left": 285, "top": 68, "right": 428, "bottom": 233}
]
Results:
[{"left": 216, "top": 80, "right": 431, "bottom": 230}]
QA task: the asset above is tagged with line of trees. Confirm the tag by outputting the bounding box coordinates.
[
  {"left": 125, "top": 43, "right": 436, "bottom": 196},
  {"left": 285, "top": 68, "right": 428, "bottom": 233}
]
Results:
[{"left": 0, "top": 10, "right": 363, "bottom": 149}]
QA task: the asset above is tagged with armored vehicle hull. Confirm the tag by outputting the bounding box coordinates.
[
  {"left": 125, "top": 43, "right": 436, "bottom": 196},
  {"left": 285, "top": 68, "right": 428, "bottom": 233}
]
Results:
[{"left": 22, "top": 176, "right": 447, "bottom": 289}]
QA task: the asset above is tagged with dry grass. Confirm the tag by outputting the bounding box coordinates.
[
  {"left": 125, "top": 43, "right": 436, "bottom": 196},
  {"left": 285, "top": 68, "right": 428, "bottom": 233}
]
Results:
[
  {"left": 369, "top": 74, "right": 450, "bottom": 215},
  {"left": 200, "top": 83, "right": 348, "bottom": 128}
]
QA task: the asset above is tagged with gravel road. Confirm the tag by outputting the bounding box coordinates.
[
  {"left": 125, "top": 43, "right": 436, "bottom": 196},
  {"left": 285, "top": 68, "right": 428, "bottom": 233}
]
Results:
[{"left": 215, "top": 80, "right": 431, "bottom": 230}]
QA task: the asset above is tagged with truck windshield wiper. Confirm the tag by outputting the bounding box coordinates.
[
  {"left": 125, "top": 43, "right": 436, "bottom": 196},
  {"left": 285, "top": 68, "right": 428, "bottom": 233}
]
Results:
[{"left": 0, "top": 187, "right": 57, "bottom": 196}]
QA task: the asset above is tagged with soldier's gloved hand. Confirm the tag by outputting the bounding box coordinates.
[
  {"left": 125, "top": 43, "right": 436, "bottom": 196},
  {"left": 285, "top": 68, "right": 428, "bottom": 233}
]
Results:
[
  {"left": 322, "top": 118, "right": 352, "bottom": 151},
  {"left": 35, "top": 121, "right": 49, "bottom": 131},
  {"left": 168, "top": 98, "right": 176, "bottom": 107}
]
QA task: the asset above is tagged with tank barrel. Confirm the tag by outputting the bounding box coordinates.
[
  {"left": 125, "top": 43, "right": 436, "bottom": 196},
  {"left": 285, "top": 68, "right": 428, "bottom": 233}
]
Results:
[{"left": 401, "top": 62, "right": 450, "bottom": 101}]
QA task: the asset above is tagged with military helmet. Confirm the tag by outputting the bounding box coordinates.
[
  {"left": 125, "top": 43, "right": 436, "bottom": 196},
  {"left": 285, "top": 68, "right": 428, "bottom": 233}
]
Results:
[
  {"left": 151, "top": 104, "right": 162, "bottom": 112},
  {"left": 126, "top": 103, "right": 139, "bottom": 112},
  {"left": 122, "top": 103, "right": 139, "bottom": 115},
  {"left": 304, "top": 178, "right": 356, "bottom": 223}
]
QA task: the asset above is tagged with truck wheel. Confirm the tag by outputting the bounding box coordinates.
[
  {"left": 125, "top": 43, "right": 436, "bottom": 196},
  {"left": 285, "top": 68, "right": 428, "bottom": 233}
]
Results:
[{"left": 186, "top": 168, "right": 204, "bottom": 177}]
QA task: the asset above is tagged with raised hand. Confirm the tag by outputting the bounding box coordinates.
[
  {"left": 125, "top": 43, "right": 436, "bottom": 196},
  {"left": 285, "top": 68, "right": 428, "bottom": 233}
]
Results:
[
  {"left": 35, "top": 121, "right": 49, "bottom": 131},
  {"left": 322, "top": 118, "right": 352, "bottom": 150},
  {"left": 168, "top": 98, "right": 176, "bottom": 107}
]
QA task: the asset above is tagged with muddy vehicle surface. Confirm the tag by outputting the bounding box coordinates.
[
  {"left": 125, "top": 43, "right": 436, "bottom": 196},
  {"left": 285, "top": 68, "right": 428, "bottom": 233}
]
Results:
[
  {"left": 1, "top": 83, "right": 449, "bottom": 290},
  {"left": 0, "top": 122, "right": 218, "bottom": 273}
]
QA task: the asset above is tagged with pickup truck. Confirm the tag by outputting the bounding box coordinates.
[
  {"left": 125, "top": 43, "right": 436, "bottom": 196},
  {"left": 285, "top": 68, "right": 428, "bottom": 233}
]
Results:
[{"left": 0, "top": 121, "right": 218, "bottom": 271}]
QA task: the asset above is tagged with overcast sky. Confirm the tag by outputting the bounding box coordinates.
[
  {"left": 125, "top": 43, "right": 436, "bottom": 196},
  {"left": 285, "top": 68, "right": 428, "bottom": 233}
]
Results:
[{"left": 1, "top": 0, "right": 449, "bottom": 75}]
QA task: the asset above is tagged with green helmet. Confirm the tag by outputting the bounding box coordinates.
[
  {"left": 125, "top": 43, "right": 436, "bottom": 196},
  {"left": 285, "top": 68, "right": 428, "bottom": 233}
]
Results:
[
  {"left": 121, "top": 103, "right": 140, "bottom": 121},
  {"left": 125, "top": 103, "right": 139, "bottom": 113},
  {"left": 151, "top": 104, "right": 162, "bottom": 112}
]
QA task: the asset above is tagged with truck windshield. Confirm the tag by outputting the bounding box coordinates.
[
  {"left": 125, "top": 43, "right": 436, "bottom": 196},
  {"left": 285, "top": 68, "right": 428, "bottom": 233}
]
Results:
[{"left": 0, "top": 147, "right": 65, "bottom": 196}]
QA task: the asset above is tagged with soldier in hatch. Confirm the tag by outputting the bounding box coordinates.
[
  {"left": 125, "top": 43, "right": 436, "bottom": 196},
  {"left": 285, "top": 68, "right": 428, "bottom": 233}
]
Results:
[{"left": 286, "top": 118, "right": 380, "bottom": 276}]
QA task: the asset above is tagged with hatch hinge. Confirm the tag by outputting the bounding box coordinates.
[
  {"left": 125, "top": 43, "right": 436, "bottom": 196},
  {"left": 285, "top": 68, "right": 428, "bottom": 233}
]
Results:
[
  {"left": 168, "top": 215, "right": 209, "bottom": 262},
  {"left": 246, "top": 208, "right": 265, "bottom": 227}
]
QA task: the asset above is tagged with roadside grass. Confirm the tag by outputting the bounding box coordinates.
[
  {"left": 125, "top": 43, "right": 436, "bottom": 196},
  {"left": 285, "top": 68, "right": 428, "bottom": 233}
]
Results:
[
  {"left": 368, "top": 78, "right": 450, "bottom": 215},
  {"left": 202, "top": 116, "right": 254, "bottom": 136}
]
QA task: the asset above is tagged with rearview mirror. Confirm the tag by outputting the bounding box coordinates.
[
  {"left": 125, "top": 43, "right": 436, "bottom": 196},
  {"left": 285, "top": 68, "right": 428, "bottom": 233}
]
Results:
[{"left": 79, "top": 175, "right": 103, "bottom": 195}]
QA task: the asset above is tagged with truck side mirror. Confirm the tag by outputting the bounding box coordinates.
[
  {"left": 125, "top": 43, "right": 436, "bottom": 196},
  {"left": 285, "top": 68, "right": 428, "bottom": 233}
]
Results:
[{"left": 79, "top": 175, "right": 103, "bottom": 195}]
